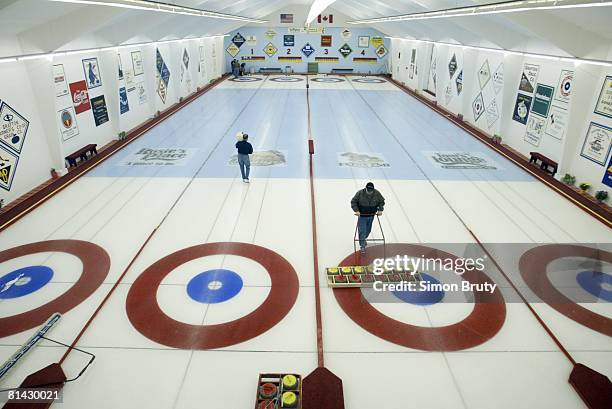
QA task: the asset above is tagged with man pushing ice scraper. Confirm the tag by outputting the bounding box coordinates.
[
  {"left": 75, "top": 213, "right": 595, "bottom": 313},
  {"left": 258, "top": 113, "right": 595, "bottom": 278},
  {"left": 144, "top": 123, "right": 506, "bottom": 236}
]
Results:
[{"left": 351, "top": 182, "right": 385, "bottom": 255}]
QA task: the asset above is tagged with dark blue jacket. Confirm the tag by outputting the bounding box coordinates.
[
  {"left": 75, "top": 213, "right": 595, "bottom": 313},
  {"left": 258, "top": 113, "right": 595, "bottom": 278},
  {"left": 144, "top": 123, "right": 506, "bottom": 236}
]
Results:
[{"left": 236, "top": 140, "right": 253, "bottom": 155}]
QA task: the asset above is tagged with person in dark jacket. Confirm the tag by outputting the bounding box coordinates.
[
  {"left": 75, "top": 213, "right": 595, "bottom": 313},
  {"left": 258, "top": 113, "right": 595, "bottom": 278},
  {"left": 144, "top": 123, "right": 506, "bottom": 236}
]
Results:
[
  {"left": 351, "top": 182, "right": 385, "bottom": 253},
  {"left": 235, "top": 132, "right": 253, "bottom": 183},
  {"left": 231, "top": 59, "right": 239, "bottom": 78}
]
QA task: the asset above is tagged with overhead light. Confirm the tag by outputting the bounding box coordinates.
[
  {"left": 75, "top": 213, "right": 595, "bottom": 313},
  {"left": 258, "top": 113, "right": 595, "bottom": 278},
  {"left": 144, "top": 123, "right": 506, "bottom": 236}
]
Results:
[
  {"left": 387, "top": 36, "right": 612, "bottom": 67},
  {"left": 347, "top": 0, "right": 612, "bottom": 24},
  {"left": 48, "top": 0, "right": 267, "bottom": 23}
]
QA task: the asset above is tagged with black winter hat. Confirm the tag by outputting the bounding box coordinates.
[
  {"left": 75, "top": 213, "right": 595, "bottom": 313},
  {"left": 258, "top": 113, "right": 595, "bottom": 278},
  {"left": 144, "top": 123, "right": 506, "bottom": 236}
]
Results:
[{"left": 366, "top": 182, "right": 374, "bottom": 190}]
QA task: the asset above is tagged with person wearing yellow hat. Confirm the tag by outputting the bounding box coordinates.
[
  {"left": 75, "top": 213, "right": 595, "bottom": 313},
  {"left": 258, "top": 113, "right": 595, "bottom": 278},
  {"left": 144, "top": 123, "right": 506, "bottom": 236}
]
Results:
[{"left": 235, "top": 131, "right": 253, "bottom": 183}]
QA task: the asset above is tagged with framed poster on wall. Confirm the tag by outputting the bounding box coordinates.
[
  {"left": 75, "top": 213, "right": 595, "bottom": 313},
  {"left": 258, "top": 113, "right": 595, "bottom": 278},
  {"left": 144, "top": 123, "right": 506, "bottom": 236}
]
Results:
[
  {"left": 580, "top": 122, "right": 612, "bottom": 165},
  {"left": 358, "top": 36, "right": 369, "bottom": 48},
  {"left": 82, "top": 57, "right": 102, "bottom": 89},
  {"left": 53, "top": 64, "right": 69, "bottom": 98},
  {"left": 602, "top": 154, "right": 612, "bottom": 188},
  {"left": 594, "top": 76, "right": 612, "bottom": 119},
  {"left": 57, "top": 107, "right": 79, "bottom": 141},
  {"left": 321, "top": 35, "right": 332, "bottom": 47},
  {"left": 131, "top": 51, "right": 144, "bottom": 76}
]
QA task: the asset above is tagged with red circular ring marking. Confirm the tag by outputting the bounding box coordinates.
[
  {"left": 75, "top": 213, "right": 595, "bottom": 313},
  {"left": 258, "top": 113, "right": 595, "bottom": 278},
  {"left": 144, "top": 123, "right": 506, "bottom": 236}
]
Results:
[
  {"left": 126, "top": 242, "right": 299, "bottom": 349},
  {"left": 0, "top": 240, "right": 110, "bottom": 338},
  {"left": 519, "top": 244, "right": 612, "bottom": 336},
  {"left": 334, "top": 244, "right": 506, "bottom": 351}
]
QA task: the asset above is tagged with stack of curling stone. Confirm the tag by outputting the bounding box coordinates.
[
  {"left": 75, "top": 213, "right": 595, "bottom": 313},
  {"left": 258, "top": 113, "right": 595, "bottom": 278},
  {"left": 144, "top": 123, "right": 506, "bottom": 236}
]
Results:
[{"left": 281, "top": 374, "right": 299, "bottom": 408}]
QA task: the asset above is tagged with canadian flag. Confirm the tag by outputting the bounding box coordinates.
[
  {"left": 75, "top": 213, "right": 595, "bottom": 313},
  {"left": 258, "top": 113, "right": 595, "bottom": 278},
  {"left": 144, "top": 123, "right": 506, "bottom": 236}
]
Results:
[{"left": 317, "top": 14, "right": 333, "bottom": 23}]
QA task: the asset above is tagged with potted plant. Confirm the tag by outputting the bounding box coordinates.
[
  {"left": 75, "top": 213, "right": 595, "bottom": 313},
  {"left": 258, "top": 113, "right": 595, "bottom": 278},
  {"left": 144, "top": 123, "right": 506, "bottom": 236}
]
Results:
[
  {"left": 0, "top": 199, "right": 4, "bottom": 209},
  {"left": 595, "top": 190, "right": 609, "bottom": 203},
  {"left": 579, "top": 182, "right": 591, "bottom": 193},
  {"left": 50, "top": 168, "right": 60, "bottom": 179},
  {"left": 492, "top": 134, "right": 502, "bottom": 144},
  {"left": 155, "top": 110, "right": 161, "bottom": 117},
  {"left": 179, "top": 96, "right": 184, "bottom": 102},
  {"left": 561, "top": 173, "right": 576, "bottom": 186},
  {"left": 118, "top": 131, "right": 127, "bottom": 141}
]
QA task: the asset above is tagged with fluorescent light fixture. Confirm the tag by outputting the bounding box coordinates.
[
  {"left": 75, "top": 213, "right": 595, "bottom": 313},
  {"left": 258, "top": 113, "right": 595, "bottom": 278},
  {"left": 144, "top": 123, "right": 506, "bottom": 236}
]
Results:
[
  {"left": 0, "top": 35, "right": 222, "bottom": 64},
  {"left": 387, "top": 36, "right": 612, "bottom": 67},
  {"left": 347, "top": 0, "right": 612, "bottom": 24},
  {"left": 306, "top": 0, "right": 338, "bottom": 24},
  {"left": 48, "top": 0, "right": 267, "bottom": 23}
]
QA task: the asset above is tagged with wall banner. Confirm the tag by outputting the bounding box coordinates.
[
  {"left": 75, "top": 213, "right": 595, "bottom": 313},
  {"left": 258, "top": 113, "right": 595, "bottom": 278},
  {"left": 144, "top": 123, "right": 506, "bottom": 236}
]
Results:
[
  {"left": 531, "top": 83, "right": 554, "bottom": 118},
  {"left": 82, "top": 57, "right": 102, "bottom": 89},
  {"left": 485, "top": 99, "right": 500, "bottom": 129},
  {"left": 512, "top": 93, "right": 532, "bottom": 125},
  {"left": 554, "top": 69, "right": 573, "bottom": 104},
  {"left": 53, "top": 64, "right": 69, "bottom": 98},
  {"left": 594, "top": 75, "right": 612, "bottom": 119},
  {"left": 69, "top": 80, "right": 91, "bottom": 114},
  {"left": 478, "top": 59, "right": 491, "bottom": 89},
  {"left": 545, "top": 105, "right": 569, "bottom": 140},
  {"left": 448, "top": 53, "right": 457, "bottom": 79},
  {"left": 0, "top": 102, "right": 29, "bottom": 154},
  {"left": 472, "top": 92, "right": 485, "bottom": 122},
  {"left": 57, "top": 107, "right": 79, "bottom": 141},
  {"left": 0, "top": 145, "right": 18, "bottom": 191},
  {"left": 580, "top": 122, "right": 612, "bottom": 165}
]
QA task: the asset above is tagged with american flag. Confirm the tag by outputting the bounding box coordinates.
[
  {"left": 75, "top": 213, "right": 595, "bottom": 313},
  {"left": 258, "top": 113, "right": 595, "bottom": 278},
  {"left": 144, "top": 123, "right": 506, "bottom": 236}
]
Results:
[{"left": 280, "top": 13, "right": 293, "bottom": 23}]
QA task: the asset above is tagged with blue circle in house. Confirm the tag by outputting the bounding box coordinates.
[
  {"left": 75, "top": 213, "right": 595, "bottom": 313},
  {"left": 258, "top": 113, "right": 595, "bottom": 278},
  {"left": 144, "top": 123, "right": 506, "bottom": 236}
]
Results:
[
  {"left": 186, "top": 269, "right": 243, "bottom": 304},
  {"left": 392, "top": 273, "right": 445, "bottom": 306},
  {"left": 0, "top": 266, "right": 54, "bottom": 299},
  {"left": 576, "top": 271, "right": 612, "bottom": 302}
]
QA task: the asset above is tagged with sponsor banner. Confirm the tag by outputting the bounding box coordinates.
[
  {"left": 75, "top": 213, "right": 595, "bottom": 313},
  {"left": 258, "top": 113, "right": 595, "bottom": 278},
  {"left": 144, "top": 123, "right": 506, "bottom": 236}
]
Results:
[
  {"left": 69, "top": 80, "right": 91, "bottom": 114},
  {"left": 322, "top": 35, "right": 333, "bottom": 47},
  {"left": 555, "top": 69, "right": 573, "bottom": 104},
  {"left": 228, "top": 150, "right": 287, "bottom": 167},
  {"left": 512, "top": 93, "right": 532, "bottom": 125},
  {"left": 485, "top": 99, "right": 500, "bottom": 129},
  {"left": 0, "top": 145, "right": 18, "bottom": 191},
  {"left": 545, "top": 105, "right": 568, "bottom": 140},
  {"left": 358, "top": 36, "right": 369, "bottom": 48},
  {"left": 301, "top": 43, "right": 315, "bottom": 58},
  {"left": 136, "top": 82, "right": 147, "bottom": 105},
  {"left": 280, "top": 13, "right": 293, "bottom": 24},
  {"left": 602, "top": 154, "right": 612, "bottom": 188},
  {"left": 226, "top": 43, "right": 240, "bottom": 58},
  {"left": 0, "top": 102, "right": 29, "bottom": 154},
  {"left": 264, "top": 29, "right": 276, "bottom": 40},
  {"left": 119, "top": 148, "right": 196, "bottom": 166},
  {"left": 448, "top": 54, "right": 457, "bottom": 78},
  {"left": 264, "top": 43, "right": 278, "bottom": 57},
  {"left": 371, "top": 36, "right": 384, "bottom": 48},
  {"left": 57, "top": 107, "right": 79, "bottom": 141},
  {"left": 492, "top": 63, "right": 503, "bottom": 95},
  {"left": 53, "top": 64, "right": 69, "bottom": 98},
  {"left": 288, "top": 27, "right": 325, "bottom": 34},
  {"left": 90, "top": 95, "right": 109, "bottom": 127},
  {"left": 337, "top": 152, "right": 390, "bottom": 168},
  {"left": 131, "top": 51, "right": 144, "bottom": 75},
  {"left": 118, "top": 54, "right": 124, "bottom": 80},
  {"left": 444, "top": 84, "right": 453, "bottom": 106},
  {"left": 241, "top": 56, "right": 266, "bottom": 61},
  {"left": 478, "top": 60, "right": 491, "bottom": 89},
  {"left": 353, "top": 57, "right": 377, "bottom": 63},
  {"left": 82, "top": 57, "right": 102, "bottom": 89},
  {"left": 232, "top": 33, "right": 246, "bottom": 48},
  {"left": 519, "top": 63, "right": 539, "bottom": 94},
  {"left": 278, "top": 56, "right": 302, "bottom": 63},
  {"left": 472, "top": 93, "right": 485, "bottom": 122},
  {"left": 339, "top": 43, "right": 352, "bottom": 58},
  {"left": 531, "top": 83, "right": 554, "bottom": 118},
  {"left": 315, "top": 57, "right": 339, "bottom": 63},
  {"left": 580, "top": 122, "right": 612, "bottom": 165},
  {"left": 157, "top": 77, "right": 168, "bottom": 103},
  {"left": 284, "top": 35, "right": 295, "bottom": 47},
  {"left": 426, "top": 151, "right": 498, "bottom": 170},
  {"left": 119, "top": 87, "right": 130, "bottom": 115},
  {"left": 156, "top": 49, "right": 171, "bottom": 86},
  {"left": 182, "top": 48, "right": 190, "bottom": 69},
  {"left": 525, "top": 115, "right": 545, "bottom": 146},
  {"left": 246, "top": 35, "right": 256, "bottom": 47},
  {"left": 375, "top": 45, "right": 388, "bottom": 59},
  {"left": 341, "top": 29, "right": 352, "bottom": 40},
  {"left": 456, "top": 70, "right": 463, "bottom": 95},
  {"left": 594, "top": 75, "right": 612, "bottom": 119}
]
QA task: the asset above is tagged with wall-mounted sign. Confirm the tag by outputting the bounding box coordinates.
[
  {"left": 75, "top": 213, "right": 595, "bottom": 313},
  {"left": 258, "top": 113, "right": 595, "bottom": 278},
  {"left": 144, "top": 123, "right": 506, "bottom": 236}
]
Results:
[
  {"left": 478, "top": 59, "right": 491, "bottom": 89},
  {"left": 448, "top": 54, "right": 457, "bottom": 78},
  {"left": 531, "top": 83, "right": 554, "bottom": 118},
  {"left": 284, "top": 35, "right": 295, "bottom": 47},
  {"left": 0, "top": 102, "right": 29, "bottom": 154},
  {"left": 492, "top": 63, "right": 503, "bottom": 95},
  {"left": 69, "top": 80, "right": 91, "bottom": 114},
  {"left": 554, "top": 69, "right": 573, "bottom": 104},
  {"left": 545, "top": 105, "right": 568, "bottom": 140},
  {"left": 264, "top": 43, "right": 278, "bottom": 57},
  {"left": 485, "top": 99, "right": 500, "bottom": 129},
  {"left": 0, "top": 145, "right": 18, "bottom": 191},
  {"left": 82, "top": 57, "right": 102, "bottom": 89},
  {"left": 525, "top": 115, "right": 545, "bottom": 146},
  {"left": 226, "top": 43, "right": 240, "bottom": 58},
  {"left": 322, "top": 35, "right": 333, "bottom": 47},
  {"left": 119, "top": 87, "right": 130, "bottom": 115},
  {"left": 90, "top": 95, "right": 109, "bottom": 127},
  {"left": 580, "top": 122, "right": 612, "bottom": 165},
  {"left": 301, "top": 43, "right": 315, "bottom": 58},
  {"left": 602, "top": 154, "right": 612, "bottom": 188},
  {"left": 57, "top": 107, "right": 79, "bottom": 141},
  {"left": 358, "top": 36, "right": 369, "bottom": 48},
  {"left": 519, "top": 63, "right": 539, "bottom": 94},
  {"left": 512, "top": 93, "right": 532, "bottom": 125},
  {"left": 472, "top": 92, "right": 485, "bottom": 122},
  {"left": 246, "top": 35, "right": 257, "bottom": 47},
  {"left": 53, "top": 64, "right": 69, "bottom": 98},
  {"left": 371, "top": 36, "right": 384, "bottom": 48},
  {"left": 339, "top": 43, "right": 352, "bottom": 58},
  {"left": 375, "top": 45, "right": 388, "bottom": 59},
  {"left": 594, "top": 75, "right": 612, "bottom": 119},
  {"left": 231, "top": 33, "right": 246, "bottom": 48},
  {"left": 131, "top": 51, "right": 144, "bottom": 76}
]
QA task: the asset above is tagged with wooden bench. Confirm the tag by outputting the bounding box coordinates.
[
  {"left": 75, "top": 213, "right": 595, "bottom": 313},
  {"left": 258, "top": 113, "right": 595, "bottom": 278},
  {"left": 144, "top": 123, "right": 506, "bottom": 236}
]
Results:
[
  {"left": 529, "top": 151, "right": 558, "bottom": 177},
  {"left": 259, "top": 68, "right": 283, "bottom": 73},
  {"left": 331, "top": 68, "right": 354, "bottom": 74},
  {"left": 65, "top": 144, "right": 97, "bottom": 167}
]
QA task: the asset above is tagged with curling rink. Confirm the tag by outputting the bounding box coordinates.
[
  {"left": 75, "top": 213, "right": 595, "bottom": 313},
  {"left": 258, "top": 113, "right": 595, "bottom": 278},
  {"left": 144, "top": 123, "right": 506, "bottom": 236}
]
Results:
[{"left": 0, "top": 75, "right": 611, "bottom": 409}]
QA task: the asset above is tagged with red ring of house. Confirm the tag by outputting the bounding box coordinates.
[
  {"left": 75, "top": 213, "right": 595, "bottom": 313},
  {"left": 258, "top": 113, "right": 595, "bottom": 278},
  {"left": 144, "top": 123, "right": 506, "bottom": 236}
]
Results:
[
  {"left": 126, "top": 242, "right": 299, "bottom": 349},
  {"left": 0, "top": 240, "right": 110, "bottom": 338},
  {"left": 519, "top": 244, "right": 612, "bottom": 336},
  {"left": 334, "top": 244, "right": 506, "bottom": 351}
]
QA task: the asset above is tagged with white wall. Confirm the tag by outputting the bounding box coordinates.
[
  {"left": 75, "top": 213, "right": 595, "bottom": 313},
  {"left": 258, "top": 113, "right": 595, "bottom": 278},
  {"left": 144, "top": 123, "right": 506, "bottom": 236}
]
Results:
[
  {"left": 0, "top": 36, "right": 226, "bottom": 205},
  {"left": 391, "top": 39, "right": 612, "bottom": 194}
]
